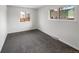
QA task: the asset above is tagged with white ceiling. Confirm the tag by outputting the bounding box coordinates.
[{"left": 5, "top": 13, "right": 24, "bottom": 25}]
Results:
[{"left": 9, "top": 5, "right": 45, "bottom": 9}]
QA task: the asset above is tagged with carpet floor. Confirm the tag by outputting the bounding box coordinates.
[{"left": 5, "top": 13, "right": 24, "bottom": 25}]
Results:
[{"left": 1, "top": 29, "right": 79, "bottom": 53}]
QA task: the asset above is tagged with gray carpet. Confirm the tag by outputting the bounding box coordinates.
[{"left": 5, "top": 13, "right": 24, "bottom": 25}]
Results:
[{"left": 1, "top": 29, "right": 79, "bottom": 53}]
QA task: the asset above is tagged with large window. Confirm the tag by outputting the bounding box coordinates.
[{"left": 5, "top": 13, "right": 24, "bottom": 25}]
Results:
[{"left": 49, "top": 5, "right": 75, "bottom": 20}]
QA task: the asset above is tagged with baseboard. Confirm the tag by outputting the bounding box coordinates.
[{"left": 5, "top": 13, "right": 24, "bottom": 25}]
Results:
[
  {"left": 8, "top": 29, "right": 37, "bottom": 35},
  {"left": 37, "top": 28, "right": 79, "bottom": 51},
  {"left": 58, "top": 39, "right": 79, "bottom": 51},
  {"left": 2, "top": 28, "right": 79, "bottom": 52},
  {"left": 0, "top": 34, "right": 8, "bottom": 52}
]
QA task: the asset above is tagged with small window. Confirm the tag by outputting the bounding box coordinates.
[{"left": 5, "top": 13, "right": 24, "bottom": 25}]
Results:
[{"left": 20, "top": 11, "right": 30, "bottom": 22}]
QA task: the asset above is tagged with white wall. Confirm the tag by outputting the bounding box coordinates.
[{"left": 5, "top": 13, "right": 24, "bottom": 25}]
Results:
[
  {"left": 38, "top": 5, "right": 79, "bottom": 50},
  {"left": 1, "top": 5, "right": 79, "bottom": 51},
  {"left": 7, "top": 6, "right": 38, "bottom": 33},
  {"left": 0, "top": 5, "right": 7, "bottom": 52}
]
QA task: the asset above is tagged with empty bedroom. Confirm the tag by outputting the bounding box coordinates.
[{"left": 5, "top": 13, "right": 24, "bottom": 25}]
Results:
[{"left": 0, "top": 5, "right": 79, "bottom": 53}]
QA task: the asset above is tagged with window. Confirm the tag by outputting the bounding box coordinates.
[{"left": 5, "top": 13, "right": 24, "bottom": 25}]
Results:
[
  {"left": 20, "top": 11, "right": 30, "bottom": 22},
  {"left": 49, "top": 5, "right": 75, "bottom": 20},
  {"left": 60, "top": 6, "right": 75, "bottom": 20}
]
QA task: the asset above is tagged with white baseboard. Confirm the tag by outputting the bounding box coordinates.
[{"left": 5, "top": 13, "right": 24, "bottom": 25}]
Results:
[
  {"left": 0, "top": 34, "right": 8, "bottom": 52},
  {"left": 38, "top": 28, "right": 79, "bottom": 51}
]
